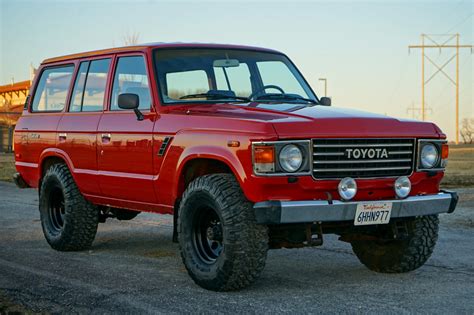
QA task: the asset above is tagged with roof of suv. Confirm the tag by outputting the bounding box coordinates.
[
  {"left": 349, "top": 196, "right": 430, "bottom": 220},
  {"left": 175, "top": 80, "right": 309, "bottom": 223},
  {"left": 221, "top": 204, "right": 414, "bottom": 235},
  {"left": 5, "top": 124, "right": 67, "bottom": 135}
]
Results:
[{"left": 43, "top": 42, "right": 282, "bottom": 64}]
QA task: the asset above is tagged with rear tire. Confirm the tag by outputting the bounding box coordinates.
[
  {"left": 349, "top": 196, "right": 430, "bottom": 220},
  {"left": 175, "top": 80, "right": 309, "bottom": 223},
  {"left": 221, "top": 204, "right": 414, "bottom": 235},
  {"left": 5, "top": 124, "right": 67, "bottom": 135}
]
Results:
[
  {"left": 351, "top": 215, "right": 439, "bottom": 273},
  {"left": 178, "top": 174, "right": 268, "bottom": 291},
  {"left": 39, "top": 164, "right": 99, "bottom": 251}
]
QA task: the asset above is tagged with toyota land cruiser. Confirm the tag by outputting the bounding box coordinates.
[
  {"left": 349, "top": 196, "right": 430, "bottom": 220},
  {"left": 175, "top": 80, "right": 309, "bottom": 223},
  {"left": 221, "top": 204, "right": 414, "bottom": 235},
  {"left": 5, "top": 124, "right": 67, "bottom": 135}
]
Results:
[{"left": 13, "top": 43, "right": 458, "bottom": 291}]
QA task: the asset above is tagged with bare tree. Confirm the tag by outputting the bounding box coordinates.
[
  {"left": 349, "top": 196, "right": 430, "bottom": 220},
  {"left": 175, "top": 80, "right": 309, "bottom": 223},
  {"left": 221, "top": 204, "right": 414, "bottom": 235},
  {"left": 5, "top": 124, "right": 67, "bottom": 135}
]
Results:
[
  {"left": 460, "top": 118, "right": 474, "bottom": 144},
  {"left": 122, "top": 31, "right": 140, "bottom": 46}
]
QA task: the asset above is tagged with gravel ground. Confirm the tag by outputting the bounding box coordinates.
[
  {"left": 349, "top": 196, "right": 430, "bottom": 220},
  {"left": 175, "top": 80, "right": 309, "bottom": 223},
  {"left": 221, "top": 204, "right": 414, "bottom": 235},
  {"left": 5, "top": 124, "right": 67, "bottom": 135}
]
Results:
[{"left": 0, "top": 181, "right": 473, "bottom": 314}]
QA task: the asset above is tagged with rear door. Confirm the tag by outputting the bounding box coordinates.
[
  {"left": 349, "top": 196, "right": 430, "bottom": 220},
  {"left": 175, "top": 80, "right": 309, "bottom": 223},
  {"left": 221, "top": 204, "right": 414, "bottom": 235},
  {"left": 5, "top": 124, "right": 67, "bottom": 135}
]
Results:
[
  {"left": 97, "top": 53, "right": 156, "bottom": 204},
  {"left": 15, "top": 64, "right": 75, "bottom": 187},
  {"left": 56, "top": 57, "right": 112, "bottom": 195}
]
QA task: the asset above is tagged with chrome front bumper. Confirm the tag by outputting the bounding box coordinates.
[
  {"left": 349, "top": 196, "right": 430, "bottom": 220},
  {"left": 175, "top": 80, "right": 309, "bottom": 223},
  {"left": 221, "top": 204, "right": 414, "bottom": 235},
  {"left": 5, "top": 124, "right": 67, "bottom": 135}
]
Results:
[{"left": 253, "top": 191, "right": 458, "bottom": 224}]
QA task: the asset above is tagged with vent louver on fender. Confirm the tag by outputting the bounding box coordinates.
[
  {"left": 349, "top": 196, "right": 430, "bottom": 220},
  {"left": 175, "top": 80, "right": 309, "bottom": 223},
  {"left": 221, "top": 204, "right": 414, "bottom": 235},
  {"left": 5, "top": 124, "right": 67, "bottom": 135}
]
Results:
[{"left": 158, "top": 136, "right": 173, "bottom": 156}]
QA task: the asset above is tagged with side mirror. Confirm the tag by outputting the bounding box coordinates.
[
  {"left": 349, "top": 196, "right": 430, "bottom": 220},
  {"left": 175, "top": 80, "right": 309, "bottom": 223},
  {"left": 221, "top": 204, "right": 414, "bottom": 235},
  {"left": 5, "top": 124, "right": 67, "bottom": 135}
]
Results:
[
  {"left": 118, "top": 93, "right": 143, "bottom": 121},
  {"left": 320, "top": 97, "right": 331, "bottom": 106},
  {"left": 118, "top": 93, "right": 139, "bottom": 110}
]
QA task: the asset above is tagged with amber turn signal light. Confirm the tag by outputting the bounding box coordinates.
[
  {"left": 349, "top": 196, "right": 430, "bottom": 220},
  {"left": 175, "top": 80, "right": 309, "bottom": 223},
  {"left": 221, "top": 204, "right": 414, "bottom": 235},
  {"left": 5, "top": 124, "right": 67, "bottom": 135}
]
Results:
[
  {"left": 441, "top": 143, "right": 449, "bottom": 159},
  {"left": 253, "top": 145, "right": 275, "bottom": 173},
  {"left": 227, "top": 140, "right": 240, "bottom": 148},
  {"left": 254, "top": 145, "right": 275, "bottom": 163}
]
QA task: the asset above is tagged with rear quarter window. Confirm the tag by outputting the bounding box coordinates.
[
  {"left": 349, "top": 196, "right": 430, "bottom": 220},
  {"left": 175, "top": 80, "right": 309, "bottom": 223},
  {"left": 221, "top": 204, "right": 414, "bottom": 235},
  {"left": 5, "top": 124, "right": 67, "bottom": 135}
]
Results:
[
  {"left": 31, "top": 65, "right": 75, "bottom": 112},
  {"left": 69, "top": 58, "right": 111, "bottom": 112},
  {"left": 81, "top": 59, "right": 111, "bottom": 112}
]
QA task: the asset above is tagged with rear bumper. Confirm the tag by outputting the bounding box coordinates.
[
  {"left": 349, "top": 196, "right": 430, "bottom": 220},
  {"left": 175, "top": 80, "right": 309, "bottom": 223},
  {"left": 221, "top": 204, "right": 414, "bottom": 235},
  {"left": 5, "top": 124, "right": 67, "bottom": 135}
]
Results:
[
  {"left": 254, "top": 191, "right": 458, "bottom": 225},
  {"left": 13, "top": 172, "right": 30, "bottom": 189}
]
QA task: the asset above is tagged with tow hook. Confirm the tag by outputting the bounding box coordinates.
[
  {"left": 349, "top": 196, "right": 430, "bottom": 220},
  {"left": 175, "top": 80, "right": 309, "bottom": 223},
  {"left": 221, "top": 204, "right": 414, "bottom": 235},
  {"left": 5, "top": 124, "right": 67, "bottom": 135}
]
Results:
[{"left": 304, "top": 223, "right": 323, "bottom": 246}]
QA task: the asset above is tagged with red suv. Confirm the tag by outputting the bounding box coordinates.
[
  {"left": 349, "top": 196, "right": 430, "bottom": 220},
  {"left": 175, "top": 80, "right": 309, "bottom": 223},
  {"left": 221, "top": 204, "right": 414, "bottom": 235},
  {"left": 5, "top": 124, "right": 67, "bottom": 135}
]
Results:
[{"left": 14, "top": 43, "right": 457, "bottom": 291}]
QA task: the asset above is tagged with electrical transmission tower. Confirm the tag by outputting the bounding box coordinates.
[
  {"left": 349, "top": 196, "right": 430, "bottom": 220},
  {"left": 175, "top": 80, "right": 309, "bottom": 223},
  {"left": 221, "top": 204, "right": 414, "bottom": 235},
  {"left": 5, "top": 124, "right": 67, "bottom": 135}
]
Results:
[
  {"left": 408, "top": 34, "right": 472, "bottom": 144},
  {"left": 407, "top": 102, "right": 433, "bottom": 120}
]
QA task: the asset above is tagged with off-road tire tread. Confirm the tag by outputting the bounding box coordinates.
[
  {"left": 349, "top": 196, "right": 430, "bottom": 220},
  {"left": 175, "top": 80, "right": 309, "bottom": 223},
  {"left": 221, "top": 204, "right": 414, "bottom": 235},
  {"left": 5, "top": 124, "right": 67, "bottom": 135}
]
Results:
[
  {"left": 178, "top": 173, "right": 268, "bottom": 291},
  {"left": 39, "top": 163, "right": 99, "bottom": 251},
  {"left": 351, "top": 215, "right": 439, "bottom": 273}
]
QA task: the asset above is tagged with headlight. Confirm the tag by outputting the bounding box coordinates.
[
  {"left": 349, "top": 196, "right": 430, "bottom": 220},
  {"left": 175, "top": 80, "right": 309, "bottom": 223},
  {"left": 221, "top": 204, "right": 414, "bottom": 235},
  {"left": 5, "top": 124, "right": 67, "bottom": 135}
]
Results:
[
  {"left": 279, "top": 144, "right": 303, "bottom": 172},
  {"left": 420, "top": 143, "right": 439, "bottom": 168},
  {"left": 252, "top": 140, "right": 310, "bottom": 176}
]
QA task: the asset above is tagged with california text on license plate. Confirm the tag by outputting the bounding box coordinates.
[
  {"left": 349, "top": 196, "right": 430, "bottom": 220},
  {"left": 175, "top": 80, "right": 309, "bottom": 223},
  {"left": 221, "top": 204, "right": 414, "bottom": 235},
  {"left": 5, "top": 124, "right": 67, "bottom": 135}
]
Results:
[{"left": 354, "top": 202, "right": 392, "bottom": 226}]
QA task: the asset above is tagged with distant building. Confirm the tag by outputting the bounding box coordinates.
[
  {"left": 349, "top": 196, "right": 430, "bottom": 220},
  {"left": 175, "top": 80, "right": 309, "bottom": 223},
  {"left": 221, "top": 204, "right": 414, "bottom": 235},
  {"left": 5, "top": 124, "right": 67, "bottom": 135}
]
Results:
[{"left": 0, "top": 80, "right": 31, "bottom": 152}]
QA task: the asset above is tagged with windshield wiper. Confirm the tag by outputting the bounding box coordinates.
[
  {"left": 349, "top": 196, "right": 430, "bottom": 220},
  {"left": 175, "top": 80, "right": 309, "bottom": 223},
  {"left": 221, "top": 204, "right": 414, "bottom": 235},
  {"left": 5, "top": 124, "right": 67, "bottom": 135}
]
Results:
[
  {"left": 179, "top": 93, "right": 250, "bottom": 102},
  {"left": 253, "top": 93, "right": 317, "bottom": 104}
]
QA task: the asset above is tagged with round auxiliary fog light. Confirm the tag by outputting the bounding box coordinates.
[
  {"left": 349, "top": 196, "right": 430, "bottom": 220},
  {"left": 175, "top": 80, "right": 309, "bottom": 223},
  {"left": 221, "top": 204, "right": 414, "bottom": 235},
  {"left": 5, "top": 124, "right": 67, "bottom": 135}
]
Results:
[
  {"left": 338, "top": 177, "right": 357, "bottom": 201},
  {"left": 394, "top": 176, "right": 411, "bottom": 199}
]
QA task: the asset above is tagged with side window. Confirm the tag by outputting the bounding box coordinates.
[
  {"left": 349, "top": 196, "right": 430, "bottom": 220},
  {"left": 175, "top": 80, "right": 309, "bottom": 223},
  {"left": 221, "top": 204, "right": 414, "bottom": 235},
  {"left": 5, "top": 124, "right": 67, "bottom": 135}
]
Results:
[
  {"left": 214, "top": 63, "right": 252, "bottom": 97},
  {"left": 70, "top": 62, "right": 89, "bottom": 112},
  {"left": 165, "top": 70, "right": 209, "bottom": 101},
  {"left": 69, "top": 59, "right": 111, "bottom": 112},
  {"left": 31, "top": 65, "right": 74, "bottom": 112},
  {"left": 82, "top": 59, "right": 111, "bottom": 112},
  {"left": 111, "top": 56, "right": 151, "bottom": 110}
]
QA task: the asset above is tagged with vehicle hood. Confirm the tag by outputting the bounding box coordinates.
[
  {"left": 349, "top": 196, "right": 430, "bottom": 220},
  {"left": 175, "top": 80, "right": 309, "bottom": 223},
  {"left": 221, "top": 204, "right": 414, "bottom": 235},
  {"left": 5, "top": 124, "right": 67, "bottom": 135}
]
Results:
[
  {"left": 170, "top": 103, "right": 441, "bottom": 139},
  {"left": 268, "top": 105, "right": 441, "bottom": 139}
]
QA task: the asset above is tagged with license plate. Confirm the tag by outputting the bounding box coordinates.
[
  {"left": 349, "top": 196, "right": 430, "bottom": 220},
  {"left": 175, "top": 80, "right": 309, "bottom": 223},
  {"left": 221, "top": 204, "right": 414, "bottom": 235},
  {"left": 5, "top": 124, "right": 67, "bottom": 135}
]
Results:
[{"left": 354, "top": 202, "right": 392, "bottom": 226}]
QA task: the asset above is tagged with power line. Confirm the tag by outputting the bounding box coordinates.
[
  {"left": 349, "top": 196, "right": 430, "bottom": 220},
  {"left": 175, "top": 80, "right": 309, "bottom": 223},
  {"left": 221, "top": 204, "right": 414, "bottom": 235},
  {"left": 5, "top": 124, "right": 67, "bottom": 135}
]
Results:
[
  {"left": 445, "top": 13, "right": 473, "bottom": 34},
  {"left": 388, "top": 54, "right": 410, "bottom": 107},
  {"left": 424, "top": 0, "right": 466, "bottom": 32}
]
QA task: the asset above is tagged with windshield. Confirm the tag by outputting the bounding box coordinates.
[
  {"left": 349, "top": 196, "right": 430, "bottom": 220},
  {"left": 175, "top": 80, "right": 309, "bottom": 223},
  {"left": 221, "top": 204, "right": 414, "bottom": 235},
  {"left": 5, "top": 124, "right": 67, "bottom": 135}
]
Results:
[{"left": 153, "top": 48, "right": 317, "bottom": 106}]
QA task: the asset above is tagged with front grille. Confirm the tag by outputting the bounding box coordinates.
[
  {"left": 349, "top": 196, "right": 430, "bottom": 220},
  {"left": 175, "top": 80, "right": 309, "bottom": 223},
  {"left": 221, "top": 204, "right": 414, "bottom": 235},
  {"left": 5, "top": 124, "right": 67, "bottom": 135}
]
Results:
[{"left": 312, "top": 138, "right": 415, "bottom": 179}]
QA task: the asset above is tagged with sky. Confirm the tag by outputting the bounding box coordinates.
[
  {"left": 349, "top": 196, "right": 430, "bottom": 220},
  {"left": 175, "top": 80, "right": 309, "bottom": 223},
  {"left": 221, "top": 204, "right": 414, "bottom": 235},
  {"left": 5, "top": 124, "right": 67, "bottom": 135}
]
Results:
[{"left": 1, "top": 0, "right": 472, "bottom": 141}]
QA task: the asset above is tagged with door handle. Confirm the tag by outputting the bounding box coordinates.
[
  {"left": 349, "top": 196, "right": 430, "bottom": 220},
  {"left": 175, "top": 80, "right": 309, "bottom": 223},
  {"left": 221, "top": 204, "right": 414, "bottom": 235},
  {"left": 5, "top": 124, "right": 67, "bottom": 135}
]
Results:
[
  {"left": 101, "top": 133, "right": 111, "bottom": 141},
  {"left": 58, "top": 133, "right": 67, "bottom": 141}
]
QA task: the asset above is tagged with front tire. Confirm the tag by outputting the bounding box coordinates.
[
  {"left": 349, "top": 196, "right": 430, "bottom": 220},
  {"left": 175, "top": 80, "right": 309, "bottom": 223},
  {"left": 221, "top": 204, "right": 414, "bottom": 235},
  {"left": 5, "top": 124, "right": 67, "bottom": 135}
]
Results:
[
  {"left": 351, "top": 215, "right": 439, "bottom": 273},
  {"left": 39, "top": 164, "right": 99, "bottom": 251},
  {"left": 178, "top": 174, "right": 268, "bottom": 291}
]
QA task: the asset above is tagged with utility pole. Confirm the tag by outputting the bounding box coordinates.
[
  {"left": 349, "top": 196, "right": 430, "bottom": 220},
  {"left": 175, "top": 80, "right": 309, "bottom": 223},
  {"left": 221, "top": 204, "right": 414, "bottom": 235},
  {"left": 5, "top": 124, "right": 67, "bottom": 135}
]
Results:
[
  {"left": 407, "top": 102, "right": 433, "bottom": 120},
  {"left": 318, "top": 78, "right": 327, "bottom": 97},
  {"left": 409, "top": 34, "right": 472, "bottom": 144},
  {"left": 421, "top": 35, "right": 425, "bottom": 121}
]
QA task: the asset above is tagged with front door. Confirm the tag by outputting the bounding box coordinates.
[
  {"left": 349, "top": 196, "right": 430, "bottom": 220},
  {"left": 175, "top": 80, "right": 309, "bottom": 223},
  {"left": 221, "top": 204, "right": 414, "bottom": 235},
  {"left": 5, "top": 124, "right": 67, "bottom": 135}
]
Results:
[{"left": 97, "top": 54, "right": 156, "bottom": 204}]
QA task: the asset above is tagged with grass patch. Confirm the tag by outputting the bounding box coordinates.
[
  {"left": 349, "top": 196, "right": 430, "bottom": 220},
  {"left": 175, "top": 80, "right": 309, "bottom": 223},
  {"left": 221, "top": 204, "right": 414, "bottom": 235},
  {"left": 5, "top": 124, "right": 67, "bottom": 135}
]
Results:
[
  {"left": 442, "top": 145, "right": 474, "bottom": 187},
  {"left": 0, "top": 153, "right": 15, "bottom": 182}
]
